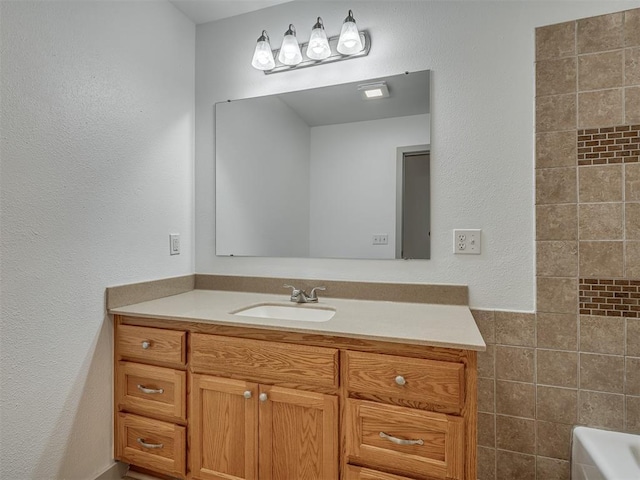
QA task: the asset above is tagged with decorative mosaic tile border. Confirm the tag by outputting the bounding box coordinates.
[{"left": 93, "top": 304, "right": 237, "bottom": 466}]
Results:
[
  {"left": 579, "top": 278, "right": 640, "bottom": 317},
  {"left": 578, "top": 125, "right": 640, "bottom": 166}
]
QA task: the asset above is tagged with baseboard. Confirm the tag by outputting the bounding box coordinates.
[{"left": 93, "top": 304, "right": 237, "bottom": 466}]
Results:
[{"left": 94, "top": 462, "right": 128, "bottom": 480}]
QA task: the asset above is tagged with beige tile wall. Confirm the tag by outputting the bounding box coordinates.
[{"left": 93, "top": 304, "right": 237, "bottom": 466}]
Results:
[{"left": 477, "top": 8, "right": 640, "bottom": 480}]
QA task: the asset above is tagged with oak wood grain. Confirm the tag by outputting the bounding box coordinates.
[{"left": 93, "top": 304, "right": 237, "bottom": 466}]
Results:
[
  {"left": 346, "top": 399, "right": 464, "bottom": 480},
  {"left": 114, "top": 315, "right": 478, "bottom": 480},
  {"left": 118, "top": 315, "right": 470, "bottom": 361},
  {"left": 259, "top": 385, "right": 339, "bottom": 480},
  {"left": 190, "top": 334, "right": 339, "bottom": 389},
  {"left": 117, "top": 361, "right": 186, "bottom": 423},
  {"left": 345, "top": 351, "right": 465, "bottom": 411},
  {"left": 117, "top": 324, "right": 186, "bottom": 368},
  {"left": 115, "top": 412, "right": 186, "bottom": 478},
  {"left": 345, "top": 465, "right": 416, "bottom": 480},
  {"left": 461, "top": 351, "right": 477, "bottom": 480},
  {"left": 189, "top": 374, "right": 258, "bottom": 480}
]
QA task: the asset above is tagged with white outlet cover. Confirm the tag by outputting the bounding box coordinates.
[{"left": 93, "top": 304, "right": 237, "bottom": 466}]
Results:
[
  {"left": 453, "top": 229, "right": 481, "bottom": 254},
  {"left": 372, "top": 234, "right": 389, "bottom": 245}
]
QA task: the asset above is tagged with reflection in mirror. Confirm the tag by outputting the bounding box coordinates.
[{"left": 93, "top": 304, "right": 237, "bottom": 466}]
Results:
[{"left": 215, "top": 70, "right": 430, "bottom": 259}]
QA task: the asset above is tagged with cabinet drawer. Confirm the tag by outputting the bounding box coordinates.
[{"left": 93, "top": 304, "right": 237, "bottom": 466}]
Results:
[
  {"left": 345, "top": 351, "right": 465, "bottom": 410},
  {"left": 116, "top": 412, "right": 186, "bottom": 478},
  {"left": 191, "top": 334, "right": 339, "bottom": 389},
  {"left": 116, "top": 362, "right": 186, "bottom": 423},
  {"left": 117, "top": 325, "right": 186, "bottom": 368},
  {"left": 346, "top": 465, "right": 415, "bottom": 480},
  {"left": 346, "top": 399, "right": 464, "bottom": 480}
]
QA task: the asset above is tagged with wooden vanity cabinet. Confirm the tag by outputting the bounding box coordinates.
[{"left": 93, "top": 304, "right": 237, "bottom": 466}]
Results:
[
  {"left": 189, "top": 334, "right": 339, "bottom": 480},
  {"left": 189, "top": 375, "right": 339, "bottom": 480},
  {"left": 114, "top": 316, "right": 477, "bottom": 480}
]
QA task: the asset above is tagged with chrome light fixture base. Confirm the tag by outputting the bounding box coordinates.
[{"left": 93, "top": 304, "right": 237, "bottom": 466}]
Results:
[{"left": 264, "top": 31, "right": 370, "bottom": 75}]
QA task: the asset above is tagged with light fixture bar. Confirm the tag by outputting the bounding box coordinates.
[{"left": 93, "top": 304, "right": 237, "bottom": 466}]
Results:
[{"left": 263, "top": 31, "right": 370, "bottom": 75}]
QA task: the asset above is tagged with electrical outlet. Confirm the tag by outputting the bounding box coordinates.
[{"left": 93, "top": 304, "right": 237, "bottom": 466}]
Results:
[
  {"left": 453, "top": 229, "right": 481, "bottom": 254},
  {"left": 169, "top": 234, "right": 180, "bottom": 255},
  {"left": 372, "top": 234, "right": 388, "bottom": 245}
]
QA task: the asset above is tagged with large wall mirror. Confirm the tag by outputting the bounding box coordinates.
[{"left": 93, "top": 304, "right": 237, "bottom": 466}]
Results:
[{"left": 215, "top": 70, "right": 431, "bottom": 259}]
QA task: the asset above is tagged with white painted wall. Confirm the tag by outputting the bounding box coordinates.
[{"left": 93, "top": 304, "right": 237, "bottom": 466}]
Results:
[
  {"left": 0, "top": 2, "right": 195, "bottom": 479},
  {"left": 216, "top": 96, "right": 311, "bottom": 257},
  {"left": 309, "top": 114, "right": 429, "bottom": 259},
  {"left": 195, "top": 0, "right": 640, "bottom": 310}
]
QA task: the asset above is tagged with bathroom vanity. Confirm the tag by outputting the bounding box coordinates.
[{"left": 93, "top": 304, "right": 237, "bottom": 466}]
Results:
[{"left": 110, "top": 288, "right": 484, "bottom": 480}]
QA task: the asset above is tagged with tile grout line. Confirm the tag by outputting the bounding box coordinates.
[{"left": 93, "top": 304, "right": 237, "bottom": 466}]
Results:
[
  {"left": 492, "top": 309, "right": 498, "bottom": 480},
  {"left": 575, "top": 19, "right": 582, "bottom": 441}
]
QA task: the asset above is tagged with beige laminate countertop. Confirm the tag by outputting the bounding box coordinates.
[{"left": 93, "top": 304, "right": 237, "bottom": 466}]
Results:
[{"left": 109, "top": 289, "right": 486, "bottom": 351}]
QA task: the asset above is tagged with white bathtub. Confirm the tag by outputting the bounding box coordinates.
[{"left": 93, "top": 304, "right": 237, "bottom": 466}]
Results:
[{"left": 572, "top": 426, "right": 640, "bottom": 480}]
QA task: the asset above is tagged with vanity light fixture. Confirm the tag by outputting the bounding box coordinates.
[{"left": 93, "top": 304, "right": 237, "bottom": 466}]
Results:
[
  {"left": 251, "top": 30, "right": 276, "bottom": 71},
  {"left": 337, "top": 10, "right": 363, "bottom": 55},
  {"left": 251, "top": 9, "right": 370, "bottom": 74},
  {"left": 306, "top": 17, "right": 331, "bottom": 60},
  {"left": 277, "top": 24, "right": 303, "bottom": 66},
  {"left": 358, "top": 81, "right": 389, "bottom": 100}
]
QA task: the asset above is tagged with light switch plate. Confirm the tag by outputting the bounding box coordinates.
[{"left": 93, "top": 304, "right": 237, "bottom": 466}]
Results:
[{"left": 169, "top": 234, "right": 180, "bottom": 255}]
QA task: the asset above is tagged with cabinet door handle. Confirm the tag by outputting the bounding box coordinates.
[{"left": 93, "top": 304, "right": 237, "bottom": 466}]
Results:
[
  {"left": 141, "top": 341, "right": 151, "bottom": 349},
  {"left": 395, "top": 375, "right": 406, "bottom": 386},
  {"left": 243, "top": 390, "right": 252, "bottom": 399},
  {"left": 379, "top": 431, "right": 424, "bottom": 446},
  {"left": 136, "top": 384, "right": 164, "bottom": 395},
  {"left": 137, "top": 438, "right": 163, "bottom": 449},
  {"left": 259, "top": 393, "right": 268, "bottom": 402}
]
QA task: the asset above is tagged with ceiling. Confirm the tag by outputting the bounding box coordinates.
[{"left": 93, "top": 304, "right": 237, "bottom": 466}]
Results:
[
  {"left": 220, "top": 70, "right": 430, "bottom": 127},
  {"left": 168, "top": 0, "right": 292, "bottom": 25},
  {"left": 279, "top": 70, "right": 430, "bottom": 127}
]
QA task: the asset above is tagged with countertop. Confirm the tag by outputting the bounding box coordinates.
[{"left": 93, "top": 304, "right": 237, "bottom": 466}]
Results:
[{"left": 109, "top": 289, "right": 486, "bottom": 351}]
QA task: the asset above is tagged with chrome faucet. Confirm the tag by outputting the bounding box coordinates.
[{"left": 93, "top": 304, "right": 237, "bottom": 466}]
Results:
[{"left": 284, "top": 285, "right": 326, "bottom": 303}]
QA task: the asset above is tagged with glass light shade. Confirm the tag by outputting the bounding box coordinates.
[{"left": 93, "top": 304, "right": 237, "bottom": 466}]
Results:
[
  {"left": 251, "top": 40, "right": 275, "bottom": 70},
  {"left": 306, "top": 18, "right": 331, "bottom": 60},
  {"left": 251, "top": 31, "right": 275, "bottom": 71},
  {"left": 337, "top": 11, "right": 363, "bottom": 55},
  {"left": 337, "top": 21, "right": 363, "bottom": 55},
  {"left": 278, "top": 25, "right": 302, "bottom": 66}
]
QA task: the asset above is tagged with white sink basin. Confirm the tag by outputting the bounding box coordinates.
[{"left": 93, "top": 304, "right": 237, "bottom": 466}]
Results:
[{"left": 232, "top": 303, "right": 335, "bottom": 322}]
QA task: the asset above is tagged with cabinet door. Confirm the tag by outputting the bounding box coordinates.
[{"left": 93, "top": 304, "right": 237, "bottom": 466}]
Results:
[
  {"left": 190, "top": 375, "right": 258, "bottom": 480},
  {"left": 258, "top": 385, "right": 338, "bottom": 480}
]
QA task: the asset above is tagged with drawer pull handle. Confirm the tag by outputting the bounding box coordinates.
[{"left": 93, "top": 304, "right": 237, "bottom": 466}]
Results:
[
  {"left": 137, "top": 384, "right": 164, "bottom": 395},
  {"left": 379, "top": 431, "right": 424, "bottom": 446},
  {"left": 137, "top": 438, "right": 163, "bottom": 449},
  {"left": 243, "top": 390, "right": 252, "bottom": 399},
  {"left": 259, "top": 393, "right": 268, "bottom": 402},
  {"left": 395, "top": 375, "right": 406, "bottom": 386},
  {"left": 141, "top": 341, "right": 151, "bottom": 349}
]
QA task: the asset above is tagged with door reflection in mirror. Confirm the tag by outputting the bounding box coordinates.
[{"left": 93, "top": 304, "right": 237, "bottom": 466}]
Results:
[{"left": 396, "top": 147, "right": 430, "bottom": 260}]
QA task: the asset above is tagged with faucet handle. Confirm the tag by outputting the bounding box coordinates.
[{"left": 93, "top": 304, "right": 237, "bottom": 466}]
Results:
[
  {"left": 309, "top": 286, "right": 326, "bottom": 300},
  {"left": 284, "top": 284, "right": 302, "bottom": 301}
]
